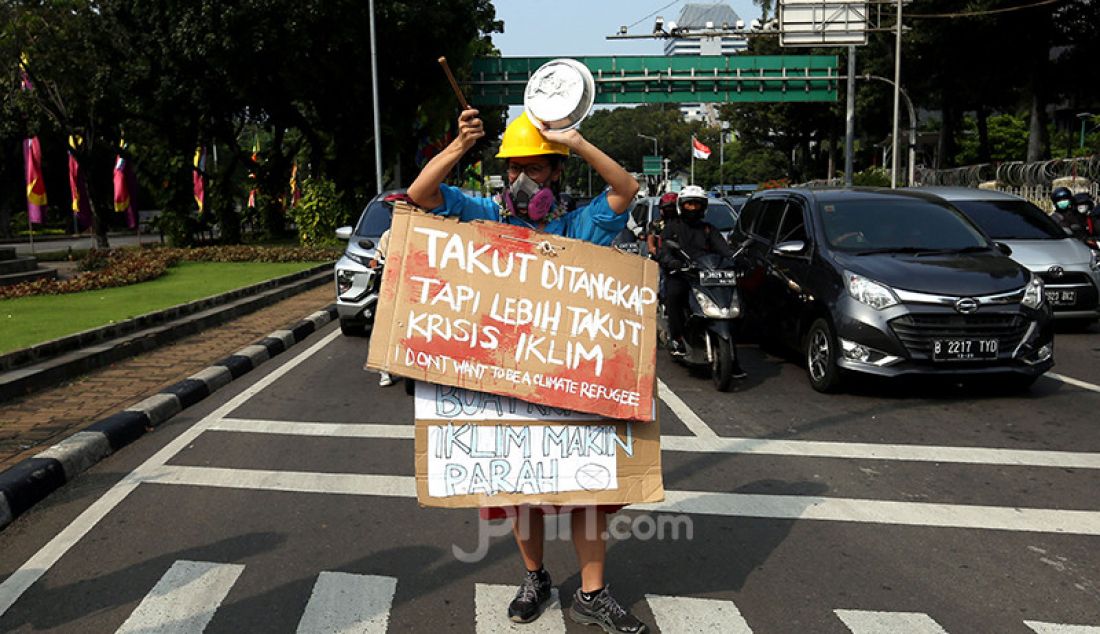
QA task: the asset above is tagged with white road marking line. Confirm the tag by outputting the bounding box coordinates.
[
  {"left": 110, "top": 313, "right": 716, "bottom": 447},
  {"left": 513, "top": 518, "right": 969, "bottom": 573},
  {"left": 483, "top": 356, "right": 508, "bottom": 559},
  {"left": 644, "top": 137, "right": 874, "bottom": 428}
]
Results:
[
  {"left": 1045, "top": 372, "right": 1100, "bottom": 395},
  {"left": 646, "top": 594, "right": 753, "bottom": 633},
  {"left": 660, "top": 434, "right": 1100, "bottom": 470},
  {"left": 141, "top": 465, "right": 416, "bottom": 498},
  {"left": 834, "top": 609, "right": 948, "bottom": 633},
  {"left": 114, "top": 560, "right": 244, "bottom": 634},
  {"left": 475, "top": 583, "right": 564, "bottom": 633},
  {"left": 639, "top": 489, "right": 1100, "bottom": 535},
  {"left": 1025, "top": 622, "right": 1100, "bottom": 634},
  {"left": 211, "top": 418, "right": 414, "bottom": 439},
  {"left": 296, "top": 572, "right": 397, "bottom": 634},
  {"left": 138, "top": 465, "right": 1100, "bottom": 535},
  {"left": 209, "top": 417, "right": 1100, "bottom": 471},
  {"left": 658, "top": 380, "right": 717, "bottom": 439},
  {"left": 0, "top": 328, "right": 344, "bottom": 618}
]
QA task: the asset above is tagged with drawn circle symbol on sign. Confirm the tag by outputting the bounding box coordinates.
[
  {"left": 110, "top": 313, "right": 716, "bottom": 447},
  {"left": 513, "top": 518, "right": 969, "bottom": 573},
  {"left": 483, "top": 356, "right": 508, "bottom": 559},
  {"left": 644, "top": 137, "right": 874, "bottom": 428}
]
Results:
[{"left": 576, "top": 464, "right": 612, "bottom": 491}]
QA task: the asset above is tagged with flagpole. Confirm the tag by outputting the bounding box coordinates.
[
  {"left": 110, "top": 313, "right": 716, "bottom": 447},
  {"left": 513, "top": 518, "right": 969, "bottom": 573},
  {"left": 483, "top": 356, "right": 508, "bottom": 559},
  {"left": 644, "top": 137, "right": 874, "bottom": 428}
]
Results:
[{"left": 691, "top": 136, "right": 695, "bottom": 185}]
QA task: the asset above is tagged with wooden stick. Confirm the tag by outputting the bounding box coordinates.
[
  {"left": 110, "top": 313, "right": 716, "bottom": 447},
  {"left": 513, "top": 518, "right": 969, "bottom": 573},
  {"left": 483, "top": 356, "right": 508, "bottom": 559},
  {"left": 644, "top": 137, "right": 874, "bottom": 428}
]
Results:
[{"left": 437, "top": 56, "right": 470, "bottom": 110}]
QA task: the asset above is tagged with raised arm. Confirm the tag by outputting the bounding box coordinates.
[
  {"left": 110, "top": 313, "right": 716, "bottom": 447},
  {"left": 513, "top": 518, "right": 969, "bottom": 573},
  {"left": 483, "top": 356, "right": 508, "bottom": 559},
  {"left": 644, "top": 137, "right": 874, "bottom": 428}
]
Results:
[
  {"left": 406, "top": 108, "right": 484, "bottom": 209},
  {"left": 541, "top": 129, "right": 640, "bottom": 214}
]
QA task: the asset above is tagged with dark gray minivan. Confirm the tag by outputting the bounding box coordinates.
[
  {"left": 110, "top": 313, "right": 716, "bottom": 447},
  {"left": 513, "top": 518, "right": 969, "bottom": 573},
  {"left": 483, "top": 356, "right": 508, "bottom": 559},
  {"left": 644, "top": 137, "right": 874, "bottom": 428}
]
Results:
[{"left": 732, "top": 188, "right": 1054, "bottom": 392}]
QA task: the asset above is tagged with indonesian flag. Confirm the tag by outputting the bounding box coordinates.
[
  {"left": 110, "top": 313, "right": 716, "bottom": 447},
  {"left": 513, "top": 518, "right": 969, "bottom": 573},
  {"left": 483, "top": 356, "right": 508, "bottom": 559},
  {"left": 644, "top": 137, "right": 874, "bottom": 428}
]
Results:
[
  {"left": 193, "top": 147, "right": 206, "bottom": 215},
  {"left": 24, "top": 137, "right": 47, "bottom": 224},
  {"left": 68, "top": 135, "right": 93, "bottom": 230},
  {"left": 692, "top": 136, "right": 712, "bottom": 160}
]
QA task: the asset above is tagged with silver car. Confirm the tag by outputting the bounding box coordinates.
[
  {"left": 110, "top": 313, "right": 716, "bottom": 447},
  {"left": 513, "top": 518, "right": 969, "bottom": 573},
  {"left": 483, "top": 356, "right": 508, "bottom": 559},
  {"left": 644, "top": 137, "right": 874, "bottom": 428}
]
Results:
[
  {"left": 921, "top": 187, "right": 1100, "bottom": 325},
  {"left": 333, "top": 191, "right": 401, "bottom": 336}
]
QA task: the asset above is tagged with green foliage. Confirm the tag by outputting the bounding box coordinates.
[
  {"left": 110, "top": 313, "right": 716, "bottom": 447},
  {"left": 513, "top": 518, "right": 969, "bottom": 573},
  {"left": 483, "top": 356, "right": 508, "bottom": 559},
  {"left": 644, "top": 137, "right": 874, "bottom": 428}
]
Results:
[
  {"left": 287, "top": 178, "right": 350, "bottom": 247},
  {"left": 852, "top": 167, "right": 891, "bottom": 187},
  {"left": 955, "top": 113, "right": 1029, "bottom": 164}
]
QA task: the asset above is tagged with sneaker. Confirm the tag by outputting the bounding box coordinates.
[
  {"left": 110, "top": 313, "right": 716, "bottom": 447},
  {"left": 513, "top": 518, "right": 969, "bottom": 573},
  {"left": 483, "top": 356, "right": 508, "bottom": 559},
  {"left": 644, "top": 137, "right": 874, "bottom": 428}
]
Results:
[
  {"left": 732, "top": 364, "right": 748, "bottom": 380},
  {"left": 378, "top": 372, "right": 394, "bottom": 387},
  {"left": 668, "top": 339, "right": 686, "bottom": 357},
  {"left": 569, "top": 586, "right": 649, "bottom": 633},
  {"left": 508, "top": 569, "right": 553, "bottom": 623}
]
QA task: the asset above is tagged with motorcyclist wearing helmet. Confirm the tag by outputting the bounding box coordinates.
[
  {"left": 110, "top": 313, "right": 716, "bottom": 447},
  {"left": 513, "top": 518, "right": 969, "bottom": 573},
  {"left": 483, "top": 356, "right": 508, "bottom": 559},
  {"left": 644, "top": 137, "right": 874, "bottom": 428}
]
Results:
[
  {"left": 1072, "top": 192, "right": 1098, "bottom": 238},
  {"left": 1050, "top": 187, "right": 1089, "bottom": 237},
  {"left": 408, "top": 109, "right": 638, "bottom": 244},
  {"left": 657, "top": 185, "right": 746, "bottom": 377},
  {"left": 406, "top": 109, "right": 649, "bottom": 634},
  {"left": 646, "top": 192, "right": 679, "bottom": 256}
]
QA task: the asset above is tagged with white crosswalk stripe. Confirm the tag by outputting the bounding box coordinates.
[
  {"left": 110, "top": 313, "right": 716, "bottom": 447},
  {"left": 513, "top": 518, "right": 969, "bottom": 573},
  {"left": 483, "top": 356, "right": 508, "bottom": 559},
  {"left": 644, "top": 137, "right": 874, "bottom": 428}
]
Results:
[
  {"left": 475, "top": 583, "right": 565, "bottom": 633},
  {"left": 115, "top": 560, "right": 244, "bottom": 634},
  {"left": 1024, "top": 622, "right": 1100, "bottom": 634},
  {"left": 646, "top": 594, "right": 753, "bottom": 633},
  {"left": 834, "top": 609, "right": 948, "bottom": 633},
  {"left": 296, "top": 572, "right": 397, "bottom": 634}
]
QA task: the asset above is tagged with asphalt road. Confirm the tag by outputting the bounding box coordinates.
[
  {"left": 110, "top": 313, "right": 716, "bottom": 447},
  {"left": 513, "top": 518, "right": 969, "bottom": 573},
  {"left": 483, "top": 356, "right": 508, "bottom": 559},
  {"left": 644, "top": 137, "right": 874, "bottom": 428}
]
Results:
[{"left": 1, "top": 322, "right": 1099, "bottom": 633}]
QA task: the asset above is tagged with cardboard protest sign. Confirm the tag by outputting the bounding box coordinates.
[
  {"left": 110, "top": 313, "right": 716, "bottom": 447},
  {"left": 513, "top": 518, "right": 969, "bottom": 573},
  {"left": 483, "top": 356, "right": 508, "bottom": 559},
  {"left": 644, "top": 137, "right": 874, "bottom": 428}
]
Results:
[
  {"left": 367, "top": 203, "right": 659, "bottom": 421},
  {"left": 414, "top": 382, "right": 664, "bottom": 509}
]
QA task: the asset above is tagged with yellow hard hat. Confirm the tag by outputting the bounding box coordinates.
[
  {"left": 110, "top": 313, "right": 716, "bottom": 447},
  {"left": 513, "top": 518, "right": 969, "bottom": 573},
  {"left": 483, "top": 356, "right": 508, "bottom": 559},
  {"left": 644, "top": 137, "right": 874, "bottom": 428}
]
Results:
[{"left": 495, "top": 112, "right": 570, "bottom": 158}]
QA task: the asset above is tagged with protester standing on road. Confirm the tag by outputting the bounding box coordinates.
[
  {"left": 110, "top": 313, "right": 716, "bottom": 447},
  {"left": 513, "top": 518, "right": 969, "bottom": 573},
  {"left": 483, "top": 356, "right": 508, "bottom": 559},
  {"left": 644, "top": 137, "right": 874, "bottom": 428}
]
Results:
[
  {"left": 372, "top": 229, "right": 394, "bottom": 387},
  {"left": 407, "top": 108, "right": 649, "bottom": 633}
]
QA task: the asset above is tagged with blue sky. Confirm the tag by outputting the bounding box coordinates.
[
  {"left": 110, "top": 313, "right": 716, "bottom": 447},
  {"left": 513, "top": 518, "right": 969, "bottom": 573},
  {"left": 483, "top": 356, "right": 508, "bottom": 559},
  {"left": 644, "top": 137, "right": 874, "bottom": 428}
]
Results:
[{"left": 489, "top": 0, "right": 762, "bottom": 57}]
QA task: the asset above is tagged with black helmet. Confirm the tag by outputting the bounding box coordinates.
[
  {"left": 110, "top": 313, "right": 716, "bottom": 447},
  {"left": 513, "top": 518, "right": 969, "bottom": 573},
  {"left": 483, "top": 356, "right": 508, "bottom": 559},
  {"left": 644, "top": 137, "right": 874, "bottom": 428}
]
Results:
[
  {"left": 1073, "top": 192, "right": 1095, "bottom": 214},
  {"left": 1051, "top": 187, "right": 1074, "bottom": 211}
]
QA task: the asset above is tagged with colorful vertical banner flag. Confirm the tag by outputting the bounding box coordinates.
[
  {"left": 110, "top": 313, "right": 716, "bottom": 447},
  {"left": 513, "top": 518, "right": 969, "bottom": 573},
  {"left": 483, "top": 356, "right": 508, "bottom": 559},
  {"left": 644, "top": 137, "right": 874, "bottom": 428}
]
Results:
[
  {"left": 247, "top": 136, "right": 259, "bottom": 209},
  {"left": 24, "top": 137, "right": 47, "bottom": 224},
  {"left": 68, "top": 135, "right": 93, "bottom": 230},
  {"left": 193, "top": 146, "right": 206, "bottom": 215},
  {"left": 691, "top": 136, "right": 712, "bottom": 160},
  {"left": 288, "top": 162, "right": 301, "bottom": 207},
  {"left": 20, "top": 53, "right": 47, "bottom": 225},
  {"left": 113, "top": 139, "right": 137, "bottom": 229}
]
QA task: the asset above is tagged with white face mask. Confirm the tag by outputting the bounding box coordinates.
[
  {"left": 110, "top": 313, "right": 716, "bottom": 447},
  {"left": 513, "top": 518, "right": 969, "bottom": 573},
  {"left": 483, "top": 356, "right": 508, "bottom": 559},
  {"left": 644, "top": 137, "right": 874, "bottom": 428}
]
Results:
[{"left": 1077, "top": 204, "right": 1090, "bottom": 215}]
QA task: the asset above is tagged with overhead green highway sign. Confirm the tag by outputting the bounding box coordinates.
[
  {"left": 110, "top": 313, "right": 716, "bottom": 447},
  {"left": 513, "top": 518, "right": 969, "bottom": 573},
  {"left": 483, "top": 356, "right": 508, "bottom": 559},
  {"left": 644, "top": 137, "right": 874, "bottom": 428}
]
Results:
[{"left": 468, "top": 55, "right": 839, "bottom": 106}]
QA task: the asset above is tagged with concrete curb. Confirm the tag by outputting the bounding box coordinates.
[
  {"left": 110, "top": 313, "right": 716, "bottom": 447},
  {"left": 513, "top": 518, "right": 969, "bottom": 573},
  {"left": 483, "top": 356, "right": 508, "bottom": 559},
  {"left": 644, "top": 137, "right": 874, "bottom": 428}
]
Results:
[
  {"left": 0, "top": 305, "right": 337, "bottom": 531},
  {"left": 0, "top": 266, "right": 334, "bottom": 403}
]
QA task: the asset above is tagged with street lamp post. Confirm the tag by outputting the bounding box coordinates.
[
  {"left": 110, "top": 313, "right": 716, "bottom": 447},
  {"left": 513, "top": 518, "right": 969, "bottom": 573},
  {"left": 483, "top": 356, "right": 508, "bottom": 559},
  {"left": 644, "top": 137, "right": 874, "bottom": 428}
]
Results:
[
  {"left": 368, "top": 0, "right": 383, "bottom": 194},
  {"left": 891, "top": 0, "right": 903, "bottom": 189},
  {"left": 862, "top": 74, "right": 916, "bottom": 187},
  {"left": 637, "top": 133, "right": 658, "bottom": 156}
]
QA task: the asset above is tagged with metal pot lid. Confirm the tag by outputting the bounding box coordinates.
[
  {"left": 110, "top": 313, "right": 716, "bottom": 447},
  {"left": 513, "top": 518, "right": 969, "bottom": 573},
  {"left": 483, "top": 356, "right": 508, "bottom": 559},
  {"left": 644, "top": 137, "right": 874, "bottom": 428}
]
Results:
[{"left": 523, "top": 59, "right": 595, "bottom": 131}]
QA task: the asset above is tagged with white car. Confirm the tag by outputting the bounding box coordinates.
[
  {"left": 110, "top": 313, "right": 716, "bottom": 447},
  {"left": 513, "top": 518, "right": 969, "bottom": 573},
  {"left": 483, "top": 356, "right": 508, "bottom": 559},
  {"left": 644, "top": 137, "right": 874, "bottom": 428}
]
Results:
[{"left": 921, "top": 187, "right": 1100, "bottom": 326}]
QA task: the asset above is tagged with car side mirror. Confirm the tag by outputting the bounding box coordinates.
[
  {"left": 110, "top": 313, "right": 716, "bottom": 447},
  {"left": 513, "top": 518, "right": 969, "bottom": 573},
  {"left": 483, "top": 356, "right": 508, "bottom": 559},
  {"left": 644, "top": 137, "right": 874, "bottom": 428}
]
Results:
[
  {"left": 995, "top": 242, "right": 1012, "bottom": 256},
  {"left": 772, "top": 240, "right": 807, "bottom": 256},
  {"left": 335, "top": 226, "right": 352, "bottom": 240}
]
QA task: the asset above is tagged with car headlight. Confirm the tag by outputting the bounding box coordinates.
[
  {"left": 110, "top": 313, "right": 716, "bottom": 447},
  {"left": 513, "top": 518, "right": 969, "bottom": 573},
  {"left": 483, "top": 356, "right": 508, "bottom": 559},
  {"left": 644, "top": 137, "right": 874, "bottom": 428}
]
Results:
[
  {"left": 693, "top": 289, "right": 739, "bottom": 318},
  {"left": 345, "top": 252, "right": 372, "bottom": 266},
  {"left": 845, "top": 271, "right": 899, "bottom": 310},
  {"left": 1021, "top": 273, "right": 1044, "bottom": 309},
  {"left": 336, "top": 269, "right": 357, "bottom": 295}
]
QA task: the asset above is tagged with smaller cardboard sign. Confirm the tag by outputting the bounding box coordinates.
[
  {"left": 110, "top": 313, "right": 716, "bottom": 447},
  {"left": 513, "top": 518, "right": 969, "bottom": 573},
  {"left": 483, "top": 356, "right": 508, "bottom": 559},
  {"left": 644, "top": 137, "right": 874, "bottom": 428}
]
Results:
[
  {"left": 366, "top": 203, "right": 660, "bottom": 421},
  {"left": 414, "top": 383, "right": 664, "bottom": 509}
]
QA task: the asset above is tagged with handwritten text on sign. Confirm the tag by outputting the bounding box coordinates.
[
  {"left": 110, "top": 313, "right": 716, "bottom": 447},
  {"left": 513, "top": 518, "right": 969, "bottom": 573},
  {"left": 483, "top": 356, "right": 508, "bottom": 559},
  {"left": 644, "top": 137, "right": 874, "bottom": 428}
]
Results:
[
  {"left": 372, "top": 208, "right": 660, "bottom": 420},
  {"left": 426, "top": 423, "right": 631, "bottom": 497}
]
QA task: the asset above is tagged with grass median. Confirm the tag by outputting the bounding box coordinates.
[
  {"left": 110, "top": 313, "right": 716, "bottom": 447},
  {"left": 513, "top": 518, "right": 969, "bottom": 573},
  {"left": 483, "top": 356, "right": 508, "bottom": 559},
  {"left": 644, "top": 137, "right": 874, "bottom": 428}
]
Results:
[{"left": 0, "top": 260, "right": 325, "bottom": 354}]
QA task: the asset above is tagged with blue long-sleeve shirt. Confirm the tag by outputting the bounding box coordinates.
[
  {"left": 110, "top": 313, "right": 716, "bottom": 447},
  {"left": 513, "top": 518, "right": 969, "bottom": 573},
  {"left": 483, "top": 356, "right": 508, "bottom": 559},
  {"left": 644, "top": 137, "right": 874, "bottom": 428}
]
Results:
[{"left": 430, "top": 184, "right": 627, "bottom": 246}]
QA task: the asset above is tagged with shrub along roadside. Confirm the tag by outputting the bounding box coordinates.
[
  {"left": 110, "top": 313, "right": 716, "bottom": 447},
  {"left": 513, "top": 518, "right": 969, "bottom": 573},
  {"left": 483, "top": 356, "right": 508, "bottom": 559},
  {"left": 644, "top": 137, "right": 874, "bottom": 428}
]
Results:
[{"left": 0, "top": 245, "right": 340, "bottom": 300}]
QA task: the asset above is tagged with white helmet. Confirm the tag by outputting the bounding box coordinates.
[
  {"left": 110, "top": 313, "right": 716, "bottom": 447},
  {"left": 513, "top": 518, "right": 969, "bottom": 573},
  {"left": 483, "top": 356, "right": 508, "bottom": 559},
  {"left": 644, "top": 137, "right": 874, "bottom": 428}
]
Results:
[{"left": 677, "top": 185, "right": 708, "bottom": 214}]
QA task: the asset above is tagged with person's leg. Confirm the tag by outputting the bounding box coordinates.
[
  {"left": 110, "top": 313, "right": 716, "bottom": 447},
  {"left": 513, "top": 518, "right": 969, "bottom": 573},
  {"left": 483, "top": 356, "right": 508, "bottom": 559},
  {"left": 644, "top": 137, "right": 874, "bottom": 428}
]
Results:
[
  {"left": 665, "top": 276, "right": 689, "bottom": 351},
  {"left": 568, "top": 507, "right": 648, "bottom": 633},
  {"left": 570, "top": 506, "right": 608, "bottom": 591},
  {"left": 513, "top": 507, "right": 545, "bottom": 571},
  {"left": 506, "top": 507, "right": 553, "bottom": 623}
]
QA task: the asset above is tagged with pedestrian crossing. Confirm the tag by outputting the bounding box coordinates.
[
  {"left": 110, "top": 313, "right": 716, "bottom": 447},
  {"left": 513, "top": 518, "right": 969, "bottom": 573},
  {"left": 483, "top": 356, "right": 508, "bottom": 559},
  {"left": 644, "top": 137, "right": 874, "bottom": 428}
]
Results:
[{"left": 111, "top": 560, "right": 1099, "bottom": 633}]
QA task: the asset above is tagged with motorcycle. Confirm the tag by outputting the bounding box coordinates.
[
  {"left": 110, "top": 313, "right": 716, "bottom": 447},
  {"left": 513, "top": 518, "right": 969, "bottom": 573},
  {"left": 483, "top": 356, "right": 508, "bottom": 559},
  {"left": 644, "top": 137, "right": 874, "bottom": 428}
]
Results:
[{"left": 661, "top": 241, "right": 745, "bottom": 391}]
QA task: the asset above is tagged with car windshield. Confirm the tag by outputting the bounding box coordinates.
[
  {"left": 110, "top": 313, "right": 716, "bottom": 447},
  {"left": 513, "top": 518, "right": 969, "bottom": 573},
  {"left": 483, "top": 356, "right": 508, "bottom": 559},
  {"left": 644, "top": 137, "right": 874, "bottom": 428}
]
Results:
[
  {"left": 821, "top": 197, "right": 989, "bottom": 252},
  {"left": 949, "top": 199, "right": 1066, "bottom": 240},
  {"left": 704, "top": 202, "right": 736, "bottom": 231},
  {"left": 355, "top": 200, "right": 392, "bottom": 238}
]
